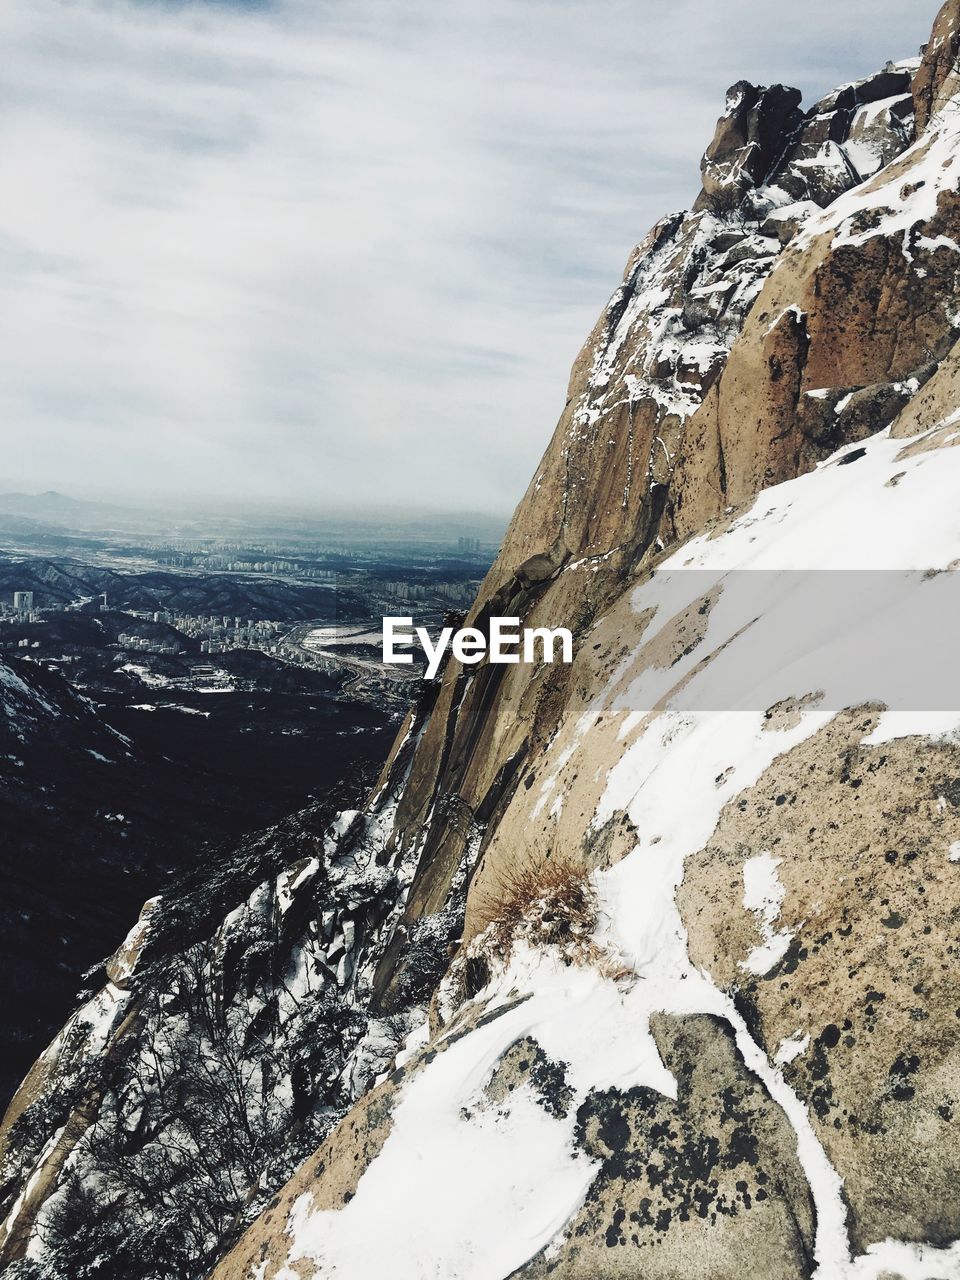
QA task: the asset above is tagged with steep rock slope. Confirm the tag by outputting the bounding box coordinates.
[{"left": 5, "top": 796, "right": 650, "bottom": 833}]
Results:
[
  {"left": 361, "top": 41, "right": 953, "bottom": 1015},
  {"left": 350, "top": 32, "right": 960, "bottom": 1034},
  {"left": 215, "top": 426, "right": 960, "bottom": 1280},
  {"left": 212, "top": 6, "right": 960, "bottom": 1279},
  {"left": 6, "top": 5, "right": 960, "bottom": 1280}
]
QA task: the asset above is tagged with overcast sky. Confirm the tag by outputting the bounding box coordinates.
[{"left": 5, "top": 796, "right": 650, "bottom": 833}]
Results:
[{"left": 0, "top": 0, "right": 933, "bottom": 515}]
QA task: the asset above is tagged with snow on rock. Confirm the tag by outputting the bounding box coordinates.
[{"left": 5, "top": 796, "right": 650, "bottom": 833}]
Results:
[
  {"left": 106, "top": 895, "right": 161, "bottom": 987},
  {"left": 286, "top": 963, "right": 616, "bottom": 1280},
  {"left": 845, "top": 1240, "right": 960, "bottom": 1279},
  {"left": 775, "top": 1032, "right": 812, "bottom": 1067},
  {"left": 795, "top": 102, "right": 960, "bottom": 256},
  {"left": 740, "top": 853, "right": 794, "bottom": 976},
  {"left": 861, "top": 710, "right": 960, "bottom": 744},
  {"left": 256, "top": 425, "right": 960, "bottom": 1279}
]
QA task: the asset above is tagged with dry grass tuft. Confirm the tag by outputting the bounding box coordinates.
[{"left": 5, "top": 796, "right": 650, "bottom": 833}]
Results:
[
  {"left": 465, "top": 856, "right": 632, "bottom": 984},
  {"left": 474, "top": 856, "right": 597, "bottom": 953}
]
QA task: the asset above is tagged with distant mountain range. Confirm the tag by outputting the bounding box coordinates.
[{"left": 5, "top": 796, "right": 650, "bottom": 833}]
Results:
[{"left": 0, "top": 489, "right": 126, "bottom": 516}]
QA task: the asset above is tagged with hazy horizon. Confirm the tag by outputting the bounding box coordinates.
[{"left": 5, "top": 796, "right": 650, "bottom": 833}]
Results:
[
  {"left": 1, "top": 0, "right": 934, "bottom": 513},
  {"left": 0, "top": 484, "right": 513, "bottom": 534}
]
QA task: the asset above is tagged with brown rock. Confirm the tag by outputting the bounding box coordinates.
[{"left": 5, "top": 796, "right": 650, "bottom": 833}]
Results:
[
  {"left": 512, "top": 1014, "right": 816, "bottom": 1280},
  {"left": 914, "top": 0, "right": 960, "bottom": 133},
  {"left": 695, "top": 82, "right": 804, "bottom": 210},
  {"left": 678, "top": 712, "right": 960, "bottom": 1251}
]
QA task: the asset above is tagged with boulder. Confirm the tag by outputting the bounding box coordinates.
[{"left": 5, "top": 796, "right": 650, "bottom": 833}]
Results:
[
  {"left": 513, "top": 1015, "right": 816, "bottom": 1280},
  {"left": 678, "top": 713, "right": 960, "bottom": 1250}
]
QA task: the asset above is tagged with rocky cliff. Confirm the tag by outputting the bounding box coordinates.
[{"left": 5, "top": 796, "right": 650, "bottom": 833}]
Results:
[{"left": 5, "top": 4, "right": 960, "bottom": 1279}]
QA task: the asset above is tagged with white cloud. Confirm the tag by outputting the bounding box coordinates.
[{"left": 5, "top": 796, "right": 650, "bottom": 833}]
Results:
[{"left": 0, "top": 0, "right": 932, "bottom": 512}]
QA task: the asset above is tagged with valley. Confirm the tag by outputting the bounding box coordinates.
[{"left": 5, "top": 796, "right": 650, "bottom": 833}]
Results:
[{"left": 0, "top": 515, "right": 498, "bottom": 1112}]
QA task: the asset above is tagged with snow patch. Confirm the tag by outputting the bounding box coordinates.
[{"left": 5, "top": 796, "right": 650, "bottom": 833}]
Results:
[
  {"left": 285, "top": 960, "right": 621, "bottom": 1280},
  {"left": 844, "top": 1239, "right": 960, "bottom": 1279},
  {"left": 862, "top": 712, "right": 960, "bottom": 744},
  {"left": 741, "top": 853, "right": 794, "bottom": 977},
  {"left": 775, "top": 1031, "right": 811, "bottom": 1066}
]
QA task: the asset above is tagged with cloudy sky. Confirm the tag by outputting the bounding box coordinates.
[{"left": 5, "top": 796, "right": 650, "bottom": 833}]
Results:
[{"left": 0, "top": 0, "right": 932, "bottom": 515}]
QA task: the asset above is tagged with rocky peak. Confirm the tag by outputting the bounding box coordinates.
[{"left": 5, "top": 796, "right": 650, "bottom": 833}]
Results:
[
  {"left": 694, "top": 65, "right": 917, "bottom": 218},
  {"left": 694, "top": 81, "right": 804, "bottom": 210}
]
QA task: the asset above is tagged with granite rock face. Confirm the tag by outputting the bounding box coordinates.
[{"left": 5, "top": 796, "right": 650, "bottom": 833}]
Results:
[
  {"left": 679, "top": 711, "right": 960, "bottom": 1253},
  {"left": 512, "top": 1014, "right": 818, "bottom": 1280},
  {"left": 695, "top": 81, "right": 804, "bottom": 208}
]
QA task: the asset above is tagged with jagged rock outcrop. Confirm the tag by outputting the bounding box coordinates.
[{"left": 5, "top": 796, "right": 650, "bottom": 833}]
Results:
[
  {"left": 771, "top": 68, "right": 915, "bottom": 207},
  {"left": 7, "top": 6, "right": 960, "bottom": 1280},
  {"left": 914, "top": 0, "right": 960, "bottom": 132},
  {"left": 695, "top": 81, "right": 804, "bottom": 208}
]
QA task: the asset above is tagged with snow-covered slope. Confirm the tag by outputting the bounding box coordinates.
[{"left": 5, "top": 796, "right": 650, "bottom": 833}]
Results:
[
  {"left": 0, "top": 755, "right": 444, "bottom": 1278},
  {"left": 7, "top": 5, "right": 960, "bottom": 1280},
  {"left": 215, "top": 418, "right": 960, "bottom": 1280}
]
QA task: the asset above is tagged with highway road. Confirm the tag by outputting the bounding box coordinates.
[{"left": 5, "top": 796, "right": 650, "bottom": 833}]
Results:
[{"left": 279, "top": 621, "right": 418, "bottom": 703}]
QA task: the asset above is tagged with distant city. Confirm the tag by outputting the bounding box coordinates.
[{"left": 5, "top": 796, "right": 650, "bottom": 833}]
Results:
[
  {"left": 2, "top": 581, "right": 480, "bottom": 660},
  {"left": 0, "top": 493, "right": 502, "bottom": 707}
]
